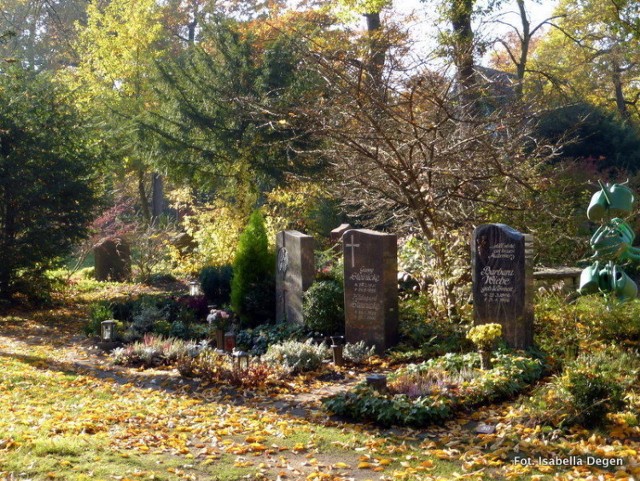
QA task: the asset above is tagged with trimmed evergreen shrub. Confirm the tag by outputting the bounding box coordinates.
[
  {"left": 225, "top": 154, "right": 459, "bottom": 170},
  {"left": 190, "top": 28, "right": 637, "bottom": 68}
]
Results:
[
  {"left": 199, "top": 265, "right": 233, "bottom": 305},
  {"left": 302, "top": 279, "right": 344, "bottom": 335},
  {"left": 230, "top": 210, "right": 275, "bottom": 327}
]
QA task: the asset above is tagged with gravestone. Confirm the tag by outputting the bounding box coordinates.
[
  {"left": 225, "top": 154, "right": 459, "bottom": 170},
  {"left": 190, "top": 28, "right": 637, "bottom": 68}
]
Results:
[
  {"left": 343, "top": 229, "right": 398, "bottom": 353},
  {"left": 330, "top": 224, "right": 352, "bottom": 245},
  {"left": 472, "top": 224, "right": 534, "bottom": 349},
  {"left": 276, "top": 230, "right": 315, "bottom": 324},
  {"left": 94, "top": 237, "right": 131, "bottom": 282}
]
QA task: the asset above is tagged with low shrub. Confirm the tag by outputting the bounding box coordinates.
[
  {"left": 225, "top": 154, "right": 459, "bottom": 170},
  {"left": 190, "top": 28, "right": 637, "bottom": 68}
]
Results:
[
  {"left": 125, "top": 301, "right": 169, "bottom": 341},
  {"left": 236, "top": 323, "right": 304, "bottom": 356},
  {"left": 111, "top": 335, "right": 199, "bottom": 368},
  {"left": 102, "top": 295, "right": 209, "bottom": 342},
  {"left": 175, "top": 295, "right": 209, "bottom": 320},
  {"left": 394, "top": 296, "right": 471, "bottom": 360},
  {"left": 199, "top": 265, "right": 233, "bottom": 305},
  {"left": 176, "top": 349, "right": 284, "bottom": 387},
  {"left": 85, "top": 302, "right": 114, "bottom": 336},
  {"left": 323, "top": 352, "right": 544, "bottom": 427},
  {"left": 168, "top": 320, "right": 191, "bottom": 340},
  {"left": 302, "top": 280, "right": 344, "bottom": 335},
  {"left": 535, "top": 294, "right": 640, "bottom": 362},
  {"left": 343, "top": 341, "right": 375, "bottom": 364},
  {"left": 563, "top": 369, "right": 623, "bottom": 427},
  {"left": 262, "top": 339, "right": 330, "bottom": 374},
  {"left": 525, "top": 346, "right": 639, "bottom": 428}
]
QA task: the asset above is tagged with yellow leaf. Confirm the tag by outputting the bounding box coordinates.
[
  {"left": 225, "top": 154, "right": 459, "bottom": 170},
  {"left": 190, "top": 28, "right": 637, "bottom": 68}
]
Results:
[
  {"left": 358, "top": 462, "right": 372, "bottom": 469},
  {"left": 332, "top": 462, "right": 351, "bottom": 469}
]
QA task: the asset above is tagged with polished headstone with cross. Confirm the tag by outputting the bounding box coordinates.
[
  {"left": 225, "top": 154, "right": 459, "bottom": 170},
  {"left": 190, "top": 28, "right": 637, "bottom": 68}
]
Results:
[
  {"left": 343, "top": 229, "right": 398, "bottom": 353},
  {"left": 276, "top": 230, "right": 315, "bottom": 324}
]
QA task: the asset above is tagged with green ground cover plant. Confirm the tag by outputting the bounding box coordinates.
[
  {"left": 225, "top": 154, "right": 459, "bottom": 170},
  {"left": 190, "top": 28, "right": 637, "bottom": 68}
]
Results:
[{"left": 324, "top": 351, "right": 544, "bottom": 427}]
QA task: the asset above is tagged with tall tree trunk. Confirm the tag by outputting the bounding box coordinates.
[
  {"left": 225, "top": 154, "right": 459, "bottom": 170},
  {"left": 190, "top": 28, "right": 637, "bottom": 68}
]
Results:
[
  {"left": 151, "top": 173, "right": 165, "bottom": 220},
  {"left": 364, "top": 11, "right": 386, "bottom": 93},
  {"left": 137, "top": 168, "right": 151, "bottom": 223},
  {"left": 515, "top": 0, "right": 530, "bottom": 100},
  {"left": 187, "top": 0, "right": 199, "bottom": 44},
  {"left": 612, "top": 57, "right": 630, "bottom": 121},
  {"left": 450, "top": 0, "right": 477, "bottom": 111},
  {"left": 0, "top": 197, "right": 16, "bottom": 299}
]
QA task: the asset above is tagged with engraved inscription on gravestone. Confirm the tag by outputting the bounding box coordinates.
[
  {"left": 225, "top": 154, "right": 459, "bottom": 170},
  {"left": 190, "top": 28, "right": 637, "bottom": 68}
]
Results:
[
  {"left": 343, "top": 229, "right": 398, "bottom": 353},
  {"left": 472, "top": 224, "right": 534, "bottom": 349},
  {"left": 275, "top": 230, "right": 314, "bottom": 324}
]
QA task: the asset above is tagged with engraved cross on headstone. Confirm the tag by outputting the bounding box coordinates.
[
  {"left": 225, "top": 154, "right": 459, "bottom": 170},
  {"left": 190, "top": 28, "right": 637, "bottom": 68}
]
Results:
[{"left": 345, "top": 234, "right": 360, "bottom": 268}]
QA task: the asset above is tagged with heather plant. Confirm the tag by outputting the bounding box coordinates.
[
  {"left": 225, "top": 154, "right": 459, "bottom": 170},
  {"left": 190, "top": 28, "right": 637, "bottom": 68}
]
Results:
[
  {"left": 262, "top": 339, "right": 330, "bottom": 374},
  {"left": 177, "top": 349, "right": 284, "bottom": 387},
  {"left": 111, "top": 335, "right": 195, "bottom": 368},
  {"left": 343, "top": 341, "right": 375, "bottom": 364}
]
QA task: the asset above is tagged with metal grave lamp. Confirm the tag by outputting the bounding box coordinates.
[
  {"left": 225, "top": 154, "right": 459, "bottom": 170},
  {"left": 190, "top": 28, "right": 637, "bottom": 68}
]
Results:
[
  {"left": 101, "top": 319, "right": 117, "bottom": 342},
  {"left": 330, "top": 335, "right": 345, "bottom": 366},
  {"left": 189, "top": 280, "right": 199, "bottom": 296},
  {"left": 232, "top": 350, "right": 250, "bottom": 370}
]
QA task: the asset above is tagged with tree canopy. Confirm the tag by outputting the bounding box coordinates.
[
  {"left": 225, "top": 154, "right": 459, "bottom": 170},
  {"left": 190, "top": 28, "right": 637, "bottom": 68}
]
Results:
[{"left": 0, "top": 67, "right": 98, "bottom": 300}]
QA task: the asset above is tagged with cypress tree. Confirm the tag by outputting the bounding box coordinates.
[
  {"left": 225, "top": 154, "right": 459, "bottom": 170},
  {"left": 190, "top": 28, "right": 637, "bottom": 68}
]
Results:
[{"left": 230, "top": 210, "right": 275, "bottom": 327}]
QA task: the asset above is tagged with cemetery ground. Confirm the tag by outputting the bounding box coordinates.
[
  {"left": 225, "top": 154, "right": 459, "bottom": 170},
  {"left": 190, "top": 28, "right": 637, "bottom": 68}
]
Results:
[{"left": 0, "top": 280, "right": 639, "bottom": 481}]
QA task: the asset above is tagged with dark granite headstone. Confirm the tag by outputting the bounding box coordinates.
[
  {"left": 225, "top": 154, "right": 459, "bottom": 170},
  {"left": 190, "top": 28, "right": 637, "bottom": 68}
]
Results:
[
  {"left": 94, "top": 237, "right": 131, "bottom": 282},
  {"left": 276, "top": 230, "right": 315, "bottom": 324},
  {"left": 330, "top": 224, "right": 352, "bottom": 244},
  {"left": 343, "top": 229, "right": 398, "bottom": 353},
  {"left": 472, "top": 224, "right": 534, "bottom": 349}
]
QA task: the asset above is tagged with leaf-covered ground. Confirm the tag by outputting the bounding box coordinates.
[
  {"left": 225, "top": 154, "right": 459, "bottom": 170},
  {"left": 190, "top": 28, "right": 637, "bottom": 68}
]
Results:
[{"left": 1, "top": 286, "right": 639, "bottom": 480}]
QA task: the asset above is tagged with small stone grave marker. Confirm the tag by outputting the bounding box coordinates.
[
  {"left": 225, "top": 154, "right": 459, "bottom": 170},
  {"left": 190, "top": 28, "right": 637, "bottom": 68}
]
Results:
[
  {"left": 276, "top": 230, "right": 315, "bottom": 324},
  {"left": 343, "top": 229, "right": 398, "bottom": 353},
  {"left": 472, "top": 224, "right": 534, "bottom": 349}
]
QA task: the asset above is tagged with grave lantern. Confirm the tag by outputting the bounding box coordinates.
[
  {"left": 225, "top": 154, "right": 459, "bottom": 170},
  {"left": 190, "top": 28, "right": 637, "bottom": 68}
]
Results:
[
  {"left": 224, "top": 332, "right": 236, "bottom": 352},
  {"left": 101, "top": 319, "right": 117, "bottom": 342},
  {"left": 232, "top": 350, "right": 250, "bottom": 370},
  {"left": 366, "top": 374, "right": 387, "bottom": 393},
  {"left": 330, "top": 336, "right": 345, "bottom": 366},
  {"left": 189, "top": 280, "right": 199, "bottom": 296}
]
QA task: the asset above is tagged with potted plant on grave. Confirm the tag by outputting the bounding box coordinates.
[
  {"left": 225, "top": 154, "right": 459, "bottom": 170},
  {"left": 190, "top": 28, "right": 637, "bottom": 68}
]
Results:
[
  {"left": 467, "top": 323, "right": 502, "bottom": 370},
  {"left": 207, "top": 309, "right": 230, "bottom": 350}
]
